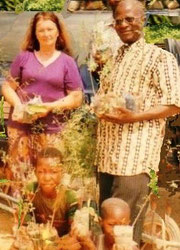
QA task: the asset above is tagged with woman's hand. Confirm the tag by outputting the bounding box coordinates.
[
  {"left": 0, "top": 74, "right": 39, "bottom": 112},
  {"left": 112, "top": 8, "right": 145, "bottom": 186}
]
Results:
[
  {"left": 12, "top": 104, "right": 26, "bottom": 123},
  {"left": 29, "top": 108, "right": 50, "bottom": 121},
  {"left": 12, "top": 103, "right": 50, "bottom": 123},
  {"left": 42, "top": 102, "right": 54, "bottom": 112}
]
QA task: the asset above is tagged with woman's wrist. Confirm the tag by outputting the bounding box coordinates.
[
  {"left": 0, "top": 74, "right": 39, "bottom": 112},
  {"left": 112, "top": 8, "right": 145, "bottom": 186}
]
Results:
[
  {"left": 13, "top": 100, "right": 22, "bottom": 108},
  {"left": 43, "top": 102, "right": 55, "bottom": 112}
]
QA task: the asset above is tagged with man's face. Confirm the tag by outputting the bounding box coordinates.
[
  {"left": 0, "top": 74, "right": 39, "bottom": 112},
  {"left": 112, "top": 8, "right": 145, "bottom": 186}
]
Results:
[
  {"left": 101, "top": 208, "right": 130, "bottom": 246},
  {"left": 36, "top": 157, "right": 62, "bottom": 195},
  {"left": 114, "top": 2, "right": 144, "bottom": 44}
]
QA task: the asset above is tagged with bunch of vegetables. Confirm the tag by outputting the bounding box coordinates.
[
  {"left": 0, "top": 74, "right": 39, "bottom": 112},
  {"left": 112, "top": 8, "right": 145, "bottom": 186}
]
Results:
[
  {"left": 12, "top": 96, "right": 47, "bottom": 124},
  {"left": 91, "top": 92, "right": 142, "bottom": 115},
  {"left": 91, "top": 93, "right": 124, "bottom": 115}
]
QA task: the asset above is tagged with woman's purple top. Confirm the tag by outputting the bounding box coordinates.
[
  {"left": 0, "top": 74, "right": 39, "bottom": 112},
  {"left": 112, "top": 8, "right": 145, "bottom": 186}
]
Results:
[{"left": 8, "top": 50, "right": 83, "bottom": 133}]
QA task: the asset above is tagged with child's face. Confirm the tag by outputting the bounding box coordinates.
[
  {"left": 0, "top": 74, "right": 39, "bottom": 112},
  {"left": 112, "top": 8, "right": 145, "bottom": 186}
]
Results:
[
  {"left": 101, "top": 208, "right": 130, "bottom": 246},
  {"left": 36, "top": 157, "right": 62, "bottom": 195}
]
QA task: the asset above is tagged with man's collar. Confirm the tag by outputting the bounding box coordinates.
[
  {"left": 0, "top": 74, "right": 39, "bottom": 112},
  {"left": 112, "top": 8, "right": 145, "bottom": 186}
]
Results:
[
  {"left": 119, "top": 36, "right": 145, "bottom": 53},
  {"left": 124, "top": 37, "right": 145, "bottom": 49}
]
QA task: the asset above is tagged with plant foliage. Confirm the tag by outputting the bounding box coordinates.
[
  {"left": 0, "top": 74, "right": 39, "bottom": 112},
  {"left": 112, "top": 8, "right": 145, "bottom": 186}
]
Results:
[
  {"left": 0, "top": 0, "right": 24, "bottom": 11},
  {"left": 0, "top": 178, "right": 10, "bottom": 184},
  {"left": 59, "top": 105, "right": 97, "bottom": 179},
  {"left": 144, "top": 24, "right": 180, "bottom": 44},
  {"left": 0, "top": 0, "right": 65, "bottom": 11},
  {"left": 148, "top": 169, "right": 160, "bottom": 197},
  {"left": 0, "top": 97, "right": 6, "bottom": 139},
  {"left": 25, "top": 0, "right": 65, "bottom": 11}
]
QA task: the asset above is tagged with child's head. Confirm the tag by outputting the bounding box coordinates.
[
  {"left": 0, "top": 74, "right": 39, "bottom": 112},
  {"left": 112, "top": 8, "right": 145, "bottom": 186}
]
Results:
[
  {"left": 35, "top": 147, "right": 63, "bottom": 196},
  {"left": 100, "top": 198, "right": 130, "bottom": 246}
]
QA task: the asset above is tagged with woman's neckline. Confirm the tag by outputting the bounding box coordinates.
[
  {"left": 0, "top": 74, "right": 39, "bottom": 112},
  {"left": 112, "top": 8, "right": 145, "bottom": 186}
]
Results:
[{"left": 34, "top": 50, "right": 62, "bottom": 68}]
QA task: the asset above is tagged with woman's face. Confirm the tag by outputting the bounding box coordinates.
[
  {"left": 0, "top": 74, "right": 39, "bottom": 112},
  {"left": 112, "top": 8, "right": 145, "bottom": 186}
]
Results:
[{"left": 35, "top": 19, "right": 59, "bottom": 48}]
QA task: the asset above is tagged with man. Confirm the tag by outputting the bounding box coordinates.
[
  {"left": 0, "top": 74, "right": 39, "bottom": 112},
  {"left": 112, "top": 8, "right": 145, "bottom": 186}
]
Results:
[{"left": 95, "top": 0, "right": 180, "bottom": 245}]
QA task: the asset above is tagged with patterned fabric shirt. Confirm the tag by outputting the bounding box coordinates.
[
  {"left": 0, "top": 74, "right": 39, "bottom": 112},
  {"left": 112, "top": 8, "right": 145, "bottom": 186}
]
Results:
[{"left": 96, "top": 38, "right": 180, "bottom": 176}]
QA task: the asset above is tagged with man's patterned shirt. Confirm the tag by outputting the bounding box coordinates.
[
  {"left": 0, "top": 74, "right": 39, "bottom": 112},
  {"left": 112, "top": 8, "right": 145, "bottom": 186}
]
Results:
[{"left": 96, "top": 38, "right": 180, "bottom": 176}]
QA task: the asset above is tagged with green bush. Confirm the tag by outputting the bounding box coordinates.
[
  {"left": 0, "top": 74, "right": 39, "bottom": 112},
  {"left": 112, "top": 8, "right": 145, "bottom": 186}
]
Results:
[
  {"left": 0, "top": 0, "right": 24, "bottom": 11},
  {"left": 0, "top": 0, "right": 65, "bottom": 11},
  {"left": 59, "top": 106, "right": 97, "bottom": 178},
  {"left": 25, "top": 0, "right": 65, "bottom": 11},
  {"left": 144, "top": 24, "right": 180, "bottom": 44}
]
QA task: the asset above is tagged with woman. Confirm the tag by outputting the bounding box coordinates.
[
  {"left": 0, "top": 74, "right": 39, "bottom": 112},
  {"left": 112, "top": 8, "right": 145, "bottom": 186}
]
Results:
[{"left": 2, "top": 12, "right": 83, "bottom": 181}]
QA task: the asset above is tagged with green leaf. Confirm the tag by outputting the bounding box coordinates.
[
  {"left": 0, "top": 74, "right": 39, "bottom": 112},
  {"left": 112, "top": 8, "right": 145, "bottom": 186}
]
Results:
[
  {"left": 18, "top": 199, "right": 23, "bottom": 228},
  {"left": 26, "top": 104, "right": 47, "bottom": 115},
  {"left": 148, "top": 169, "right": 160, "bottom": 198},
  {"left": 0, "top": 179, "right": 10, "bottom": 184}
]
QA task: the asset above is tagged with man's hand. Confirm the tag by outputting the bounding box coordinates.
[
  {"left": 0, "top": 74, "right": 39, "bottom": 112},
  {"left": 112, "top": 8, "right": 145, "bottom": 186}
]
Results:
[
  {"left": 98, "top": 107, "right": 138, "bottom": 124},
  {"left": 97, "top": 104, "right": 180, "bottom": 124}
]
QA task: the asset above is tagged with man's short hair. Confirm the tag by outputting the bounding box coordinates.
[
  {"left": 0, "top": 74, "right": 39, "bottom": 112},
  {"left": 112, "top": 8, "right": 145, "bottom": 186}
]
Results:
[{"left": 113, "top": 0, "right": 145, "bottom": 18}]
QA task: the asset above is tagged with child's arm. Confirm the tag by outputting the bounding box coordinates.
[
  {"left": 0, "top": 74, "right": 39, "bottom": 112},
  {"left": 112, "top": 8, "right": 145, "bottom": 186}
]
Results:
[
  {"left": 133, "top": 246, "right": 139, "bottom": 250},
  {"left": 78, "top": 235, "right": 97, "bottom": 250},
  {"left": 57, "top": 234, "right": 82, "bottom": 250},
  {"left": 70, "top": 224, "right": 96, "bottom": 250}
]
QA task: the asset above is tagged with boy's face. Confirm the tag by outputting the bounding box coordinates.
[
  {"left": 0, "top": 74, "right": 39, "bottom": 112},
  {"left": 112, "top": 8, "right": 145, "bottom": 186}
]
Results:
[
  {"left": 101, "top": 207, "right": 130, "bottom": 246},
  {"left": 36, "top": 157, "right": 62, "bottom": 195}
]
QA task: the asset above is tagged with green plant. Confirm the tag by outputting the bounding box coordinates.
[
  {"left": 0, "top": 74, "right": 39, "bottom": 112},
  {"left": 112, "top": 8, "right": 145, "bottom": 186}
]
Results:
[
  {"left": 144, "top": 24, "right": 180, "bottom": 43},
  {"left": 0, "top": 97, "right": 6, "bottom": 139},
  {"left": 148, "top": 169, "right": 160, "bottom": 197},
  {"left": 0, "top": 0, "right": 24, "bottom": 12},
  {"left": 59, "top": 105, "right": 97, "bottom": 178},
  {"left": 25, "top": 0, "right": 65, "bottom": 11},
  {"left": 132, "top": 169, "right": 160, "bottom": 227},
  {"left": 0, "top": 0, "right": 65, "bottom": 11},
  {"left": 0, "top": 178, "right": 10, "bottom": 184}
]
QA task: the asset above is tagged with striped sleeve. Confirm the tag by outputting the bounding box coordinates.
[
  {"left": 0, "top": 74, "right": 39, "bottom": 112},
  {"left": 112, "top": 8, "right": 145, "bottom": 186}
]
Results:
[{"left": 153, "top": 50, "right": 180, "bottom": 108}]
